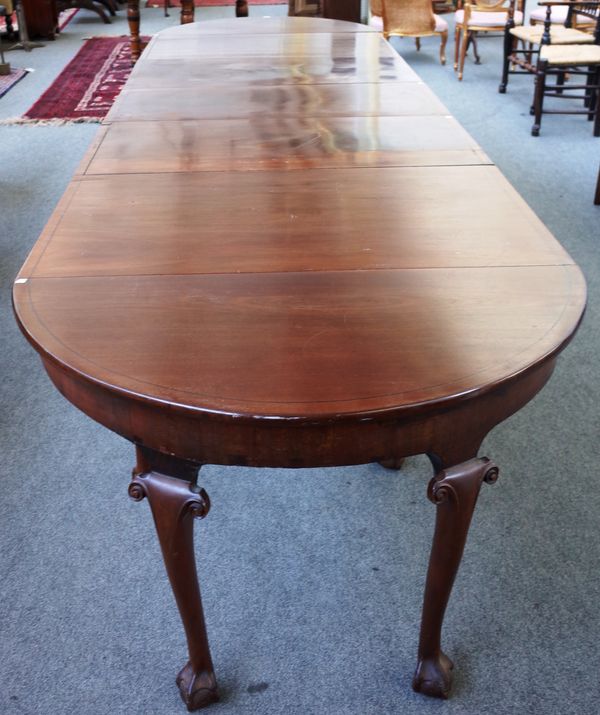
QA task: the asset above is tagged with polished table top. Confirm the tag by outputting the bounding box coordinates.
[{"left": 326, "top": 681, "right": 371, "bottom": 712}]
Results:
[
  {"left": 13, "top": 16, "right": 586, "bottom": 710},
  {"left": 15, "top": 18, "right": 584, "bottom": 424}
]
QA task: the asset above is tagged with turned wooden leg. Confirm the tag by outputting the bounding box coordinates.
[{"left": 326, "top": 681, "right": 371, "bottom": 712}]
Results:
[
  {"left": 181, "top": 0, "right": 195, "bottom": 24},
  {"left": 453, "top": 26, "right": 460, "bottom": 71},
  {"left": 439, "top": 30, "right": 447, "bottom": 66},
  {"left": 127, "top": 0, "right": 141, "bottom": 63},
  {"left": 412, "top": 456, "right": 499, "bottom": 699},
  {"left": 499, "top": 28, "right": 514, "bottom": 93},
  {"left": 532, "top": 60, "right": 548, "bottom": 136},
  {"left": 458, "top": 29, "right": 469, "bottom": 81},
  {"left": 129, "top": 447, "right": 218, "bottom": 711}
]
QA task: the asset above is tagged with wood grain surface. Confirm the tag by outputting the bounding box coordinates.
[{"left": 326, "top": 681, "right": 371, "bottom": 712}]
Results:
[
  {"left": 14, "top": 17, "right": 586, "bottom": 427},
  {"left": 127, "top": 54, "right": 419, "bottom": 88},
  {"left": 85, "top": 117, "right": 489, "bottom": 173}
]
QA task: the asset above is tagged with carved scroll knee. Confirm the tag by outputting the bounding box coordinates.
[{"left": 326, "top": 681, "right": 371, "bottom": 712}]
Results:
[
  {"left": 413, "top": 457, "right": 499, "bottom": 699},
  {"left": 129, "top": 466, "right": 218, "bottom": 710}
]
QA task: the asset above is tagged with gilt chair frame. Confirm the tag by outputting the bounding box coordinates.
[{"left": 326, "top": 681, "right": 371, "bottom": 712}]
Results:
[{"left": 454, "top": 0, "right": 524, "bottom": 80}]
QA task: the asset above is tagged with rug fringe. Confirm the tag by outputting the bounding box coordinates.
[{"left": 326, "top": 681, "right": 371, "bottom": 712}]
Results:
[{"left": 0, "top": 116, "right": 102, "bottom": 125}]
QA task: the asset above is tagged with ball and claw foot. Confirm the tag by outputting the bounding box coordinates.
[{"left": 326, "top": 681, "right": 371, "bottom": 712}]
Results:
[
  {"left": 412, "top": 651, "right": 454, "bottom": 699},
  {"left": 176, "top": 662, "right": 219, "bottom": 711}
]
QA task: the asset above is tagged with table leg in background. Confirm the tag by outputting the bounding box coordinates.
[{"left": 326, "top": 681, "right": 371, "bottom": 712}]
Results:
[
  {"left": 127, "top": 0, "right": 141, "bottom": 63},
  {"left": 181, "top": 0, "right": 195, "bottom": 24}
]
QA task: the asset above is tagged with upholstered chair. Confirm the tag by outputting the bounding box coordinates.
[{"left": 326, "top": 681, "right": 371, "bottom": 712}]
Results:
[{"left": 454, "top": 0, "right": 524, "bottom": 80}]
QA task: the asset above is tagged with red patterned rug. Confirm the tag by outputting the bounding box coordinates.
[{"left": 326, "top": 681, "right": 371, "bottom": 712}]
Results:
[{"left": 16, "top": 36, "right": 148, "bottom": 124}]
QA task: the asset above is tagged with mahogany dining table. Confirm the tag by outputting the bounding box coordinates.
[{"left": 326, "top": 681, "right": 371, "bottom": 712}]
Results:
[{"left": 13, "top": 16, "right": 586, "bottom": 712}]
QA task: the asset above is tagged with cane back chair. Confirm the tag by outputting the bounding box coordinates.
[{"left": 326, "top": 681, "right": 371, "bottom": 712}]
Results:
[{"left": 369, "top": 0, "right": 449, "bottom": 65}]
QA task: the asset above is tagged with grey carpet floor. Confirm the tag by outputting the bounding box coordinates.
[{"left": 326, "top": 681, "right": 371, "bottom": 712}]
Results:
[{"left": 1, "top": 7, "right": 599, "bottom": 715}]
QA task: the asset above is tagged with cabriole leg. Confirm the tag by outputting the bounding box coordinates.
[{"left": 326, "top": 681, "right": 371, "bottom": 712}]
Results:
[
  {"left": 129, "top": 448, "right": 218, "bottom": 711},
  {"left": 412, "top": 457, "right": 499, "bottom": 699}
]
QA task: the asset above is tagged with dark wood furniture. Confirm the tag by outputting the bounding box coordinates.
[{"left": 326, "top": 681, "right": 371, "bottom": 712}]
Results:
[
  {"left": 322, "top": 0, "right": 362, "bottom": 22},
  {"left": 288, "top": 0, "right": 321, "bottom": 16},
  {"left": 14, "top": 16, "right": 586, "bottom": 713},
  {"left": 21, "top": 0, "right": 58, "bottom": 38},
  {"left": 530, "top": 1, "right": 600, "bottom": 136},
  {"left": 288, "top": 0, "right": 362, "bottom": 22},
  {"left": 498, "top": 0, "right": 596, "bottom": 95}
]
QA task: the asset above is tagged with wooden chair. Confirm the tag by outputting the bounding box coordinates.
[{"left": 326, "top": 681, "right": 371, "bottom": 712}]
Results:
[
  {"left": 530, "top": 1, "right": 600, "bottom": 135},
  {"left": 499, "top": 0, "right": 596, "bottom": 92},
  {"left": 369, "top": 0, "right": 449, "bottom": 65},
  {"left": 454, "top": 0, "right": 524, "bottom": 80}
]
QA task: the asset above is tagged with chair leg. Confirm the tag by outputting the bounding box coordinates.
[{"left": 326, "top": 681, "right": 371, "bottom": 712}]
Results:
[
  {"left": 458, "top": 28, "right": 469, "bottom": 81},
  {"left": 415, "top": 37, "right": 421, "bottom": 52},
  {"left": 499, "top": 29, "right": 514, "bottom": 93},
  {"left": 453, "top": 26, "right": 461, "bottom": 71},
  {"left": 532, "top": 59, "right": 548, "bottom": 136},
  {"left": 556, "top": 69, "right": 566, "bottom": 96},
  {"left": 594, "top": 162, "right": 600, "bottom": 205},
  {"left": 585, "top": 67, "right": 597, "bottom": 118},
  {"left": 470, "top": 33, "right": 481, "bottom": 65},
  {"left": 592, "top": 68, "right": 600, "bottom": 136},
  {"left": 439, "top": 30, "right": 447, "bottom": 66}
]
